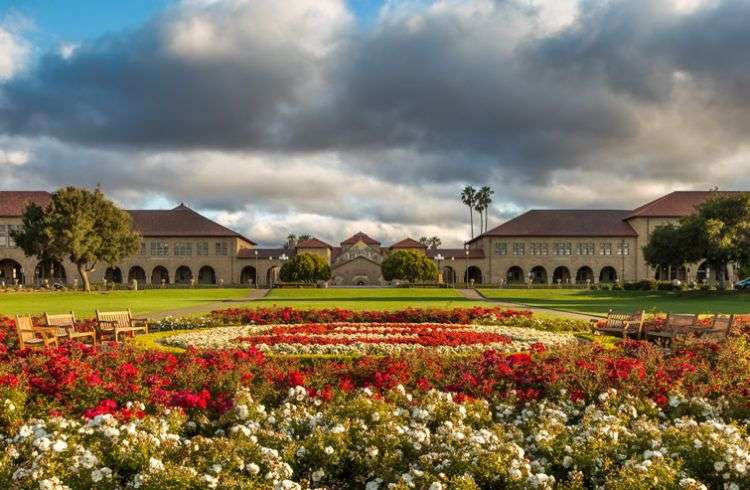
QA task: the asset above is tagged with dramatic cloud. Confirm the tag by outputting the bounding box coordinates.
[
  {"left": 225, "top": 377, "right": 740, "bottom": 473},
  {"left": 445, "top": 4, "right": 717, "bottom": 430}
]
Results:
[
  {"left": 0, "top": 18, "right": 29, "bottom": 80},
  {"left": 2, "top": 0, "right": 750, "bottom": 245}
]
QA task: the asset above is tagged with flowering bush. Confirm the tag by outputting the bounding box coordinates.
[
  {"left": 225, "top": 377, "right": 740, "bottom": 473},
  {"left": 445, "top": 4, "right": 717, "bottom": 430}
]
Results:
[
  {"left": 160, "top": 323, "right": 574, "bottom": 355},
  {"left": 208, "top": 306, "right": 531, "bottom": 326}
]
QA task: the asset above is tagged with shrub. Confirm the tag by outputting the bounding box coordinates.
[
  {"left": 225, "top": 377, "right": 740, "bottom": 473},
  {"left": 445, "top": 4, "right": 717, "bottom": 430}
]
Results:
[
  {"left": 279, "top": 253, "right": 331, "bottom": 284},
  {"left": 381, "top": 250, "right": 438, "bottom": 283}
]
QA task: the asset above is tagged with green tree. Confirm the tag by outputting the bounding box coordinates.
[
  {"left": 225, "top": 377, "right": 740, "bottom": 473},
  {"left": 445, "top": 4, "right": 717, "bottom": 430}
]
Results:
[
  {"left": 381, "top": 250, "right": 438, "bottom": 283},
  {"left": 279, "top": 253, "right": 331, "bottom": 283},
  {"left": 476, "top": 186, "right": 494, "bottom": 233},
  {"left": 642, "top": 191, "right": 750, "bottom": 288},
  {"left": 460, "top": 186, "right": 477, "bottom": 238},
  {"left": 11, "top": 187, "right": 140, "bottom": 292},
  {"left": 419, "top": 236, "right": 442, "bottom": 249}
]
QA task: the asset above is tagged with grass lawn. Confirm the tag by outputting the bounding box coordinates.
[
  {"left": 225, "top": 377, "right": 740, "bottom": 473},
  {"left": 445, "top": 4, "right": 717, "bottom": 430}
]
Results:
[
  {"left": 478, "top": 288, "right": 750, "bottom": 315},
  {"left": 0, "top": 288, "right": 249, "bottom": 318},
  {"left": 242, "top": 287, "right": 498, "bottom": 311}
]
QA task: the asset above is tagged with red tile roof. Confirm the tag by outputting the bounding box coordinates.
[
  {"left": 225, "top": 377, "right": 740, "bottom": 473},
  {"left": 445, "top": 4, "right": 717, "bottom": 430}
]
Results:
[
  {"left": 128, "top": 204, "right": 255, "bottom": 244},
  {"left": 296, "top": 237, "right": 332, "bottom": 249},
  {"left": 341, "top": 232, "right": 380, "bottom": 246},
  {"left": 390, "top": 237, "right": 427, "bottom": 249},
  {"left": 471, "top": 210, "right": 637, "bottom": 241},
  {"left": 427, "top": 248, "right": 485, "bottom": 259},
  {"left": 626, "top": 191, "right": 746, "bottom": 219},
  {"left": 237, "top": 248, "right": 294, "bottom": 259},
  {"left": 0, "top": 191, "right": 52, "bottom": 216}
]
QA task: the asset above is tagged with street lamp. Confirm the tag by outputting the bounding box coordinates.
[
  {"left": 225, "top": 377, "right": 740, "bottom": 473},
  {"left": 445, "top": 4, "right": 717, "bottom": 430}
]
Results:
[
  {"left": 253, "top": 250, "right": 259, "bottom": 288},
  {"left": 450, "top": 256, "right": 455, "bottom": 287},
  {"left": 464, "top": 245, "right": 470, "bottom": 286},
  {"left": 434, "top": 253, "right": 444, "bottom": 284}
]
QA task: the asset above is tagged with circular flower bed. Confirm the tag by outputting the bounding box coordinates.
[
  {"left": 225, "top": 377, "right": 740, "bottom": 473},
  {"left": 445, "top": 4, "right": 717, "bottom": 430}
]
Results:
[{"left": 159, "top": 322, "right": 575, "bottom": 354}]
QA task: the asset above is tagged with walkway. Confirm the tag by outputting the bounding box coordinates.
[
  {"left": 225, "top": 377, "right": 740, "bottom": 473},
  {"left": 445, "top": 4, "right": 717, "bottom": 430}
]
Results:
[
  {"left": 144, "top": 289, "right": 270, "bottom": 320},
  {"left": 457, "top": 289, "right": 601, "bottom": 321}
]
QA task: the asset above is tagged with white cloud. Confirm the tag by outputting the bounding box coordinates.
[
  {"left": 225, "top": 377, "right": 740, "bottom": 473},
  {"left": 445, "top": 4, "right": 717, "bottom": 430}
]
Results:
[{"left": 0, "top": 25, "right": 28, "bottom": 80}]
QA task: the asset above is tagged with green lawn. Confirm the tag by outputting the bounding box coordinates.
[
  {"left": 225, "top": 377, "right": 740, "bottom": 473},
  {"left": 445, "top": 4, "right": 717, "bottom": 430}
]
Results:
[
  {"left": 478, "top": 288, "right": 750, "bottom": 315},
  {"left": 0, "top": 289, "right": 249, "bottom": 318},
  {"left": 243, "top": 287, "right": 497, "bottom": 311}
]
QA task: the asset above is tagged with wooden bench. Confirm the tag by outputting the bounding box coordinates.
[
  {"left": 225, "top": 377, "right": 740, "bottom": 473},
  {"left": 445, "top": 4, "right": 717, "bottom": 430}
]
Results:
[
  {"left": 646, "top": 313, "right": 700, "bottom": 348},
  {"left": 15, "top": 315, "right": 59, "bottom": 349},
  {"left": 590, "top": 309, "right": 645, "bottom": 339},
  {"left": 44, "top": 312, "right": 97, "bottom": 345},
  {"left": 95, "top": 309, "right": 149, "bottom": 342}
]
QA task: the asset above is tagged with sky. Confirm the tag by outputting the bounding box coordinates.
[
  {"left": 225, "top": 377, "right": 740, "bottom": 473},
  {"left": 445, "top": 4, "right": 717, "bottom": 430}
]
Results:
[{"left": 1, "top": 0, "right": 750, "bottom": 247}]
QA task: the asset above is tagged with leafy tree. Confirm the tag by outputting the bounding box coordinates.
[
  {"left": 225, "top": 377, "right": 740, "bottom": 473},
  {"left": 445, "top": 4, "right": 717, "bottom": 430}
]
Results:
[
  {"left": 642, "top": 192, "right": 750, "bottom": 288},
  {"left": 476, "top": 186, "right": 494, "bottom": 233},
  {"left": 460, "top": 186, "right": 477, "bottom": 238},
  {"left": 11, "top": 187, "right": 140, "bottom": 291},
  {"left": 279, "top": 253, "right": 331, "bottom": 283},
  {"left": 419, "top": 236, "right": 442, "bottom": 249},
  {"left": 283, "top": 233, "right": 312, "bottom": 249},
  {"left": 381, "top": 250, "right": 438, "bottom": 283}
]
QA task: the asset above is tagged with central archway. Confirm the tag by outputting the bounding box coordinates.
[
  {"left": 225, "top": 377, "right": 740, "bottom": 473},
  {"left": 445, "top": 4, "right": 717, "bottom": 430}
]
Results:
[
  {"left": 104, "top": 266, "right": 123, "bottom": 284},
  {"left": 575, "top": 266, "right": 594, "bottom": 284},
  {"left": 600, "top": 266, "right": 618, "bottom": 283},
  {"left": 464, "top": 266, "right": 483, "bottom": 284},
  {"left": 151, "top": 266, "right": 169, "bottom": 285},
  {"left": 198, "top": 266, "right": 216, "bottom": 285},
  {"left": 175, "top": 266, "right": 193, "bottom": 284},
  {"left": 530, "top": 266, "right": 548, "bottom": 284},
  {"left": 507, "top": 266, "right": 524, "bottom": 284},
  {"left": 128, "top": 266, "right": 147, "bottom": 285},
  {"left": 0, "top": 259, "right": 24, "bottom": 285},
  {"left": 240, "top": 266, "right": 257, "bottom": 286},
  {"left": 552, "top": 266, "right": 571, "bottom": 284},
  {"left": 34, "top": 259, "right": 67, "bottom": 285}
]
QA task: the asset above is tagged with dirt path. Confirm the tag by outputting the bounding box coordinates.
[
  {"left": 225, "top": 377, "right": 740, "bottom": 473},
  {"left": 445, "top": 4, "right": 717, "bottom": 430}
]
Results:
[
  {"left": 456, "top": 288, "right": 602, "bottom": 321},
  {"left": 144, "top": 289, "right": 270, "bottom": 320}
]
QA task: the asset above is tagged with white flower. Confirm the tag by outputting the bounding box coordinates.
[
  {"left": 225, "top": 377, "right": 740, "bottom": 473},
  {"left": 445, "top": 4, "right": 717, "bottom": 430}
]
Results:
[
  {"left": 247, "top": 463, "right": 260, "bottom": 475},
  {"left": 324, "top": 446, "right": 334, "bottom": 455},
  {"left": 367, "top": 447, "right": 379, "bottom": 458},
  {"left": 149, "top": 457, "right": 165, "bottom": 472},
  {"left": 429, "top": 483, "right": 443, "bottom": 490},
  {"left": 312, "top": 469, "right": 325, "bottom": 482},
  {"left": 202, "top": 474, "right": 219, "bottom": 489},
  {"left": 51, "top": 440, "right": 67, "bottom": 452}
]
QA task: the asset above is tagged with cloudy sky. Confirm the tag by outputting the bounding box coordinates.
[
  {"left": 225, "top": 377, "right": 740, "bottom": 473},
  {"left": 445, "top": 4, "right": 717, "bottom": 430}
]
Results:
[{"left": 1, "top": 0, "right": 749, "bottom": 247}]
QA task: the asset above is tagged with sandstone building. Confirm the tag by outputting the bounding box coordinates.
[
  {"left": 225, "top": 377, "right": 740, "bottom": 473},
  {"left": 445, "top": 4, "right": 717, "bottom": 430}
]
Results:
[{"left": 0, "top": 190, "right": 739, "bottom": 287}]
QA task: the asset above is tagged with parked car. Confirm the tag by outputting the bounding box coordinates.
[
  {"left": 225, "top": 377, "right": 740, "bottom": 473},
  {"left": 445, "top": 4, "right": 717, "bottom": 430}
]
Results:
[{"left": 734, "top": 278, "right": 750, "bottom": 290}]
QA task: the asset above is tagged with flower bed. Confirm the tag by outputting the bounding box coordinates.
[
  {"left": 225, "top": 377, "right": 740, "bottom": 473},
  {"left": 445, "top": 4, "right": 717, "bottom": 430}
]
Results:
[{"left": 159, "top": 322, "right": 575, "bottom": 354}]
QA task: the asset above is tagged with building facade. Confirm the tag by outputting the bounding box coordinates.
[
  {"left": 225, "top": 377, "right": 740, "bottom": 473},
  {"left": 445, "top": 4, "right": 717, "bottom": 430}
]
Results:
[{"left": 0, "top": 190, "right": 739, "bottom": 287}]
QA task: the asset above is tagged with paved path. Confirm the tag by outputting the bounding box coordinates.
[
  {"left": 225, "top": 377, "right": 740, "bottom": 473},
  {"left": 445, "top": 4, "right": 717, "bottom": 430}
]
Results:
[
  {"left": 144, "top": 289, "right": 270, "bottom": 320},
  {"left": 457, "top": 289, "right": 601, "bottom": 321}
]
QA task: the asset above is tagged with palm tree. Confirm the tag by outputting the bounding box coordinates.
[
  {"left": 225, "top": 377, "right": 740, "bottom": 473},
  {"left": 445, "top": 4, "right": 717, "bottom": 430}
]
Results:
[
  {"left": 474, "top": 197, "right": 486, "bottom": 235},
  {"left": 429, "top": 236, "right": 442, "bottom": 249},
  {"left": 284, "top": 234, "right": 297, "bottom": 249},
  {"left": 460, "top": 186, "right": 477, "bottom": 238},
  {"left": 477, "top": 186, "right": 494, "bottom": 233}
]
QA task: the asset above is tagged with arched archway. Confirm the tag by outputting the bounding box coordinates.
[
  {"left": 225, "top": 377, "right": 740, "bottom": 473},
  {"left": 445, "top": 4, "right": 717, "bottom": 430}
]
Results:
[
  {"left": 530, "top": 266, "right": 548, "bottom": 284},
  {"left": 128, "top": 266, "right": 146, "bottom": 285},
  {"left": 34, "top": 259, "right": 67, "bottom": 285},
  {"left": 464, "top": 266, "right": 483, "bottom": 284},
  {"left": 696, "top": 261, "right": 727, "bottom": 283},
  {"left": 198, "top": 266, "right": 216, "bottom": 285},
  {"left": 175, "top": 266, "right": 193, "bottom": 284},
  {"left": 266, "top": 266, "right": 280, "bottom": 286},
  {"left": 442, "top": 266, "right": 456, "bottom": 284},
  {"left": 240, "top": 266, "right": 257, "bottom": 286},
  {"left": 507, "top": 266, "right": 524, "bottom": 284},
  {"left": 104, "top": 266, "right": 123, "bottom": 284},
  {"left": 553, "top": 266, "right": 571, "bottom": 284},
  {"left": 0, "top": 259, "right": 24, "bottom": 285},
  {"left": 654, "top": 265, "right": 687, "bottom": 281},
  {"left": 151, "top": 266, "right": 169, "bottom": 285},
  {"left": 575, "top": 266, "right": 594, "bottom": 284},
  {"left": 600, "top": 266, "right": 618, "bottom": 283}
]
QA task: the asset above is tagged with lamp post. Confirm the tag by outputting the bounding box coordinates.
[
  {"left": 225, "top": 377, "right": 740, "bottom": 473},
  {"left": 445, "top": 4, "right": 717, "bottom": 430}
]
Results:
[
  {"left": 450, "top": 257, "right": 455, "bottom": 288},
  {"left": 254, "top": 250, "right": 258, "bottom": 288},
  {"left": 434, "top": 253, "right": 444, "bottom": 284},
  {"left": 464, "top": 245, "right": 470, "bottom": 286}
]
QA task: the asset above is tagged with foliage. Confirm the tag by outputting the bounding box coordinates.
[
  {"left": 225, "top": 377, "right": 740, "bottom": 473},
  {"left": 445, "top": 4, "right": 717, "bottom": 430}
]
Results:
[
  {"left": 381, "top": 250, "right": 438, "bottom": 283},
  {"left": 11, "top": 187, "right": 140, "bottom": 292},
  {"left": 278, "top": 253, "right": 331, "bottom": 284},
  {"left": 460, "top": 185, "right": 477, "bottom": 238},
  {"left": 642, "top": 191, "right": 750, "bottom": 288},
  {"left": 418, "top": 236, "right": 442, "bottom": 249},
  {"left": 2, "top": 335, "right": 750, "bottom": 486},
  {"left": 283, "top": 233, "right": 312, "bottom": 249}
]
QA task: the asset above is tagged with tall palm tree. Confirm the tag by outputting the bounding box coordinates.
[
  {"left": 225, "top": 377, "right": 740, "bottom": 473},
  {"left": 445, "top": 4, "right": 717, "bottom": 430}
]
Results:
[
  {"left": 474, "top": 196, "right": 486, "bottom": 235},
  {"left": 477, "top": 186, "right": 494, "bottom": 233},
  {"left": 460, "top": 186, "right": 477, "bottom": 238}
]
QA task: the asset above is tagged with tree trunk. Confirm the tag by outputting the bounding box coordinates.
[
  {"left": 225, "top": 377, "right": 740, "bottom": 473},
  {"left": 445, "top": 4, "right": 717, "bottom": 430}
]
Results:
[
  {"left": 469, "top": 206, "right": 474, "bottom": 238},
  {"left": 77, "top": 263, "right": 91, "bottom": 292}
]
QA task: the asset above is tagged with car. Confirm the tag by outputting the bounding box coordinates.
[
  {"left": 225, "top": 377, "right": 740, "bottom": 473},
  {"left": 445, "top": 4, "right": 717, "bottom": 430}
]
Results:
[{"left": 734, "top": 278, "right": 750, "bottom": 290}]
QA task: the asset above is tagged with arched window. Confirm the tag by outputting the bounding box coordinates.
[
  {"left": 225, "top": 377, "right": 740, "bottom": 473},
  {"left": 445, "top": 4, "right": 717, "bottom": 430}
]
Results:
[
  {"left": 575, "top": 266, "right": 594, "bottom": 283},
  {"left": 0, "top": 259, "right": 24, "bottom": 284},
  {"left": 552, "top": 266, "right": 571, "bottom": 284},
  {"left": 175, "top": 266, "right": 193, "bottom": 284},
  {"left": 35, "top": 259, "right": 67, "bottom": 284},
  {"left": 151, "top": 266, "right": 169, "bottom": 285},
  {"left": 104, "top": 266, "right": 123, "bottom": 284},
  {"left": 240, "top": 266, "right": 257, "bottom": 286},
  {"left": 128, "top": 266, "right": 147, "bottom": 284},
  {"left": 530, "top": 266, "right": 548, "bottom": 284},
  {"left": 600, "top": 266, "right": 617, "bottom": 283},
  {"left": 507, "top": 266, "right": 524, "bottom": 284},
  {"left": 464, "top": 266, "right": 483, "bottom": 284}
]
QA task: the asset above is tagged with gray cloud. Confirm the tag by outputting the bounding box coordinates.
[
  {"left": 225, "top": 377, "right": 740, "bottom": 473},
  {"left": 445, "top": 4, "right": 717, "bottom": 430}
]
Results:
[{"left": 2, "top": 0, "right": 750, "bottom": 246}]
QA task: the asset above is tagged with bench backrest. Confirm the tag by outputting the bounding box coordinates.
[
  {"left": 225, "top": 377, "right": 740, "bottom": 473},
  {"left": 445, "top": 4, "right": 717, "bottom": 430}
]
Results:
[
  {"left": 45, "top": 312, "right": 76, "bottom": 331},
  {"left": 710, "top": 314, "right": 733, "bottom": 335},
  {"left": 604, "top": 310, "right": 643, "bottom": 330},
  {"left": 96, "top": 309, "right": 132, "bottom": 329},
  {"left": 15, "top": 316, "right": 36, "bottom": 345},
  {"left": 666, "top": 313, "right": 698, "bottom": 332}
]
